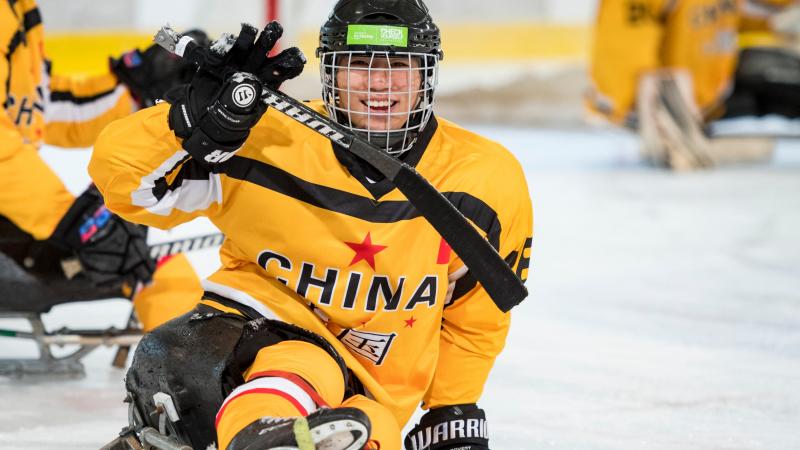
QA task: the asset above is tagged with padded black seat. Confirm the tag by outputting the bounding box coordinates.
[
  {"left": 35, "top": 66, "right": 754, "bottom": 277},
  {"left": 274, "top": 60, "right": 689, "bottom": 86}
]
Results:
[{"left": 0, "top": 218, "right": 125, "bottom": 314}]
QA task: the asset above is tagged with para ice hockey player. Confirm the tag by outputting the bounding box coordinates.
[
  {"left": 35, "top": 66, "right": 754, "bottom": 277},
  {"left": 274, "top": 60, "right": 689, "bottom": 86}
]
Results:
[
  {"left": 90, "top": 0, "right": 533, "bottom": 448},
  {"left": 0, "top": 0, "right": 208, "bottom": 336},
  {"left": 586, "top": 0, "right": 785, "bottom": 170}
]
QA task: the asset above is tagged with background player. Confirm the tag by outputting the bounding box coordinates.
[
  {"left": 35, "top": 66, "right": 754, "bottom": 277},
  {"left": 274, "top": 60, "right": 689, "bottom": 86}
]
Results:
[
  {"left": 586, "top": 0, "right": 797, "bottom": 170},
  {"left": 90, "top": 0, "right": 532, "bottom": 448},
  {"left": 1, "top": 0, "right": 207, "bottom": 336}
]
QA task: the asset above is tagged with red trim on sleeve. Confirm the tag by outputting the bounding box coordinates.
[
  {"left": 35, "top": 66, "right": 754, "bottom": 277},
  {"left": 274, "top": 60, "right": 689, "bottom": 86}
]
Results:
[
  {"left": 247, "top": 370, "right": 330, "bottom": 408},
  {"left": 215, "top": 388, "right": 308, "bottom": 429}
]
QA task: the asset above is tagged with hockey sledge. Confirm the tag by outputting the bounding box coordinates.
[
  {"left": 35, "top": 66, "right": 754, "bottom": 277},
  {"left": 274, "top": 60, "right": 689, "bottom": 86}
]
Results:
[
  {"left": 101, "top": 391, "right": 194, "bottom": 450},
  {"left": 0, "top": 218, "right": 223, "bottom": 377}
]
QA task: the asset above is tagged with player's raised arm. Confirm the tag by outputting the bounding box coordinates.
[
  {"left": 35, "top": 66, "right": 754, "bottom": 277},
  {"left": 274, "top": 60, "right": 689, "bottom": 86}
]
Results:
[
  {"left": 45, "top": 30, "right": 210, "bottom": 148},
  {"left": 89, "top": 23, "right": 305, "bottom": 230}
]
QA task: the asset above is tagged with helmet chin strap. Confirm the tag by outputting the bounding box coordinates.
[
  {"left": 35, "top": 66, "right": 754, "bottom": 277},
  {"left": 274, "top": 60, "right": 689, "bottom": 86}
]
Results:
[
  {"left": 362, "top": 128, "right": 417, "bottom": 155},
  {"left": 331, "top": 111, "right": 409, "bottom": 155}
]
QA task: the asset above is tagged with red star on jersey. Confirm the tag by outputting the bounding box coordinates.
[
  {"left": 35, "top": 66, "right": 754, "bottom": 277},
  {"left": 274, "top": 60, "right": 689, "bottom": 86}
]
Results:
[
  {"left": 404, "top": 316, "right": 417, "bottom": 328},
  {"left": 345, "top": 232, "right": 387, "bottom": 270}
]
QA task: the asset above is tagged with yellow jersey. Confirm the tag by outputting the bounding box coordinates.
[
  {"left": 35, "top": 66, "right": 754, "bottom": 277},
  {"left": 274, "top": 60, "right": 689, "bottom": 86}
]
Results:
[
  {"left": 89, "top": 101, "right": 533, "bottom": 427},
  {"left": 588, "top": 0, "right": 740, "bottom": 125},
  {"left": 1, "top": 0, "right": 134, "bottom": 238}
]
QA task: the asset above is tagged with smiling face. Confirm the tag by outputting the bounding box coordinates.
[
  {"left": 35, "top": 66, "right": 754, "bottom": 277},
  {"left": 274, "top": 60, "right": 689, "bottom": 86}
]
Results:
[{"left": 334, "top": 53, "right": 423, "bottom": 132}]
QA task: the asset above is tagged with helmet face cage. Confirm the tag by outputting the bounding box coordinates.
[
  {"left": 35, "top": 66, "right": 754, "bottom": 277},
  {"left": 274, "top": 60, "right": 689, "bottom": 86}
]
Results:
[{"left": 320, "top": 50, "right": 439, "bottom": 155}]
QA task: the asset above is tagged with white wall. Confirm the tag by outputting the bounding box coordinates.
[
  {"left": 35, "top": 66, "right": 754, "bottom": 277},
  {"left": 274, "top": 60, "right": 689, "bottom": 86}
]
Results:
[
  {"left": 37, "top": 0, "right": 597, "bottom": 33},
  {"left": 134, "top": 0, "right": 264, "bottom": 33},
  {"left": 283, "top": 0, "right": 595, "bottom": 32},
  {"left": 37, "top": 0, "right": 266, "bottom": 33}
]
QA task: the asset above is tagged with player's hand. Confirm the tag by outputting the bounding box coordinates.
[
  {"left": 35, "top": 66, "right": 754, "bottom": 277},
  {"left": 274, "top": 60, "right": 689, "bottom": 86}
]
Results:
[
  {"left": 110, "top": 29, "right": 210, "bottom": 108},
  {"left": 404, "top": 404, "right": 489, "bottom": 450},
  {"left": 235, "top": 21, "right": 306, "bottom": 91},
  {"left": 49, "top": 186, "right": 155, "bottom": 290},
  {"left": 165, "top": 22, "right": 305, "bottom": 169}
]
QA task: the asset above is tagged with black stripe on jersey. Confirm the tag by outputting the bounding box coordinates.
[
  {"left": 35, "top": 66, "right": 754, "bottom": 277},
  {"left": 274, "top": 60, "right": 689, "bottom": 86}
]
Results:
[
  {"left": 449, "top": 273, "right": 477, "bottom": 306},
  {"left": 23, "top": 8, "right": 41, "bottom": 31},
  {"left": 221, "top": 155, "right": 503, "bottom": 248},
  {"left": 7, "top": 28, "right": 24, "bottom": 55},
  {"left": 152, "top": 154, "right": 194, "bottom": 201},
  {"left": 2, "top": 54, "right": 10, "bottom": 108},
  {"left": 4, "top": 28, "right": 23, "bottom": 106},
  {"left": 4, "top": 7, "right": 42, "bottom": 59},
  {"left": 49, "top": 86, "right": 119, "bottom": 105}
]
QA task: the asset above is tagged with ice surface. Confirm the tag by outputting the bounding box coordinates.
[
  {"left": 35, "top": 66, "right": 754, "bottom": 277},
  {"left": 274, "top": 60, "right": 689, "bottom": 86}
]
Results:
[{"left": 1, "top": 130, "right": 799, "bottom": 449}]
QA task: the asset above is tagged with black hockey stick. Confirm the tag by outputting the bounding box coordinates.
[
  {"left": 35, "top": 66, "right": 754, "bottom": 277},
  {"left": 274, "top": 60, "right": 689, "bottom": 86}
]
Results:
[
  {"left": 153, "top": 27, "right": 527, "bottom": 311},
  {"left": 148, "top": 232, "right": 224, "bottom": 261}
]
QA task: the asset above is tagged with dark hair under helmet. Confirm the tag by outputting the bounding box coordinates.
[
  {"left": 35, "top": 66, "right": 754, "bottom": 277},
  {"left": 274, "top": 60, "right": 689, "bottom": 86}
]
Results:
[{"left": 317, "top": 0, "right": 443, "bottom": 155}]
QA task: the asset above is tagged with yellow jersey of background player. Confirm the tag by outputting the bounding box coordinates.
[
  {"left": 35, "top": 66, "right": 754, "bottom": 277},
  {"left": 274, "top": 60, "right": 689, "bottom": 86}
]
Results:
[
  {"left": 587, "top": 0, "right": 740, "bottom": 126},
  {"left": 1, "top": 0, "right": 134, "bottom": 238},
  {"left": 1, "top": 0, "right": 206, "bottom": 333}
]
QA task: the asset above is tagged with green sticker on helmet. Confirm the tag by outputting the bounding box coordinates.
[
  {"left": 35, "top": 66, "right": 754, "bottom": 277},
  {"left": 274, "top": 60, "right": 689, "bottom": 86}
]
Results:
[{"left": 347, "top": 24, "right": 408, "bottom": 47}]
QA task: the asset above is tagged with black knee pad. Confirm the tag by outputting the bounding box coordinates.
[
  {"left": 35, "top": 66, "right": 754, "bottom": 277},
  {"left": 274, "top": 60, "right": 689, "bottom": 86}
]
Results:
[
  {"left": 126, "top": 304, "right": 248, "bottom": 449},
  {"left": 223, "top": 317, "right": 352, "bottom": 393},
  {"left": 207, "top": 291, "right": 363, "bottom": 399},
  {"left": 126, "top": 298, "right": 361, "bottom": 450}
]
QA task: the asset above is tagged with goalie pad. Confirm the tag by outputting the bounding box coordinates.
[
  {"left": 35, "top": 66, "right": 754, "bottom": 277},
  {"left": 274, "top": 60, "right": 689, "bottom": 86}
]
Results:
[
  {"left": 771, "top": 5, "right": 800, "bottom": 41},
  {"left": 637, "top": 71, "right": 774, "bottom": 170}
]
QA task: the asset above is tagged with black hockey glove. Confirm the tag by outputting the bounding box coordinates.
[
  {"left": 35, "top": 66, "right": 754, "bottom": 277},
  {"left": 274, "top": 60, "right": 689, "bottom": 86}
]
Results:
[
  {"left": 49, "top": 186, "right": 155, "bottom": 290},
  {"left": 165, "top": 22, "right": 305, "bottom": 170},
  {"left": 110, "top": 29, "right": 210, "bottom": 108},
  {"left": 404, "top": 404, "right": 489, "bottom": 450}
]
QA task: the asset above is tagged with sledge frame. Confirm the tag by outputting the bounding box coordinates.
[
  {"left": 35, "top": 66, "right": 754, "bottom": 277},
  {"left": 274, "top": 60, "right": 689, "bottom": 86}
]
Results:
[{"left": 0, "top": 309, "right": 142, "bottom": 377}]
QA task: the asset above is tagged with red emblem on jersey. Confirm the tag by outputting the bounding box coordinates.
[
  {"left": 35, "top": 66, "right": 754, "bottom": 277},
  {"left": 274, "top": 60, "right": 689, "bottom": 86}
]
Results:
[
  {"left": 345, "top": 232, "right": 387, "bottom": 270},
  {"left": 404, "top": 316, "right": 417, "bottom": 328},
  {"left": 436, "top": 238, "right": 451, "bottom": 264}
]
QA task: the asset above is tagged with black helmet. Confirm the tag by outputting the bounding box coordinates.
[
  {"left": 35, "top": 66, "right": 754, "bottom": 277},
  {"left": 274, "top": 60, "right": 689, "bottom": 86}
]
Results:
[
  {"left": 318, "top": 0, "right": 443, "bottom": 155},
  {"left": 318, "top": 0, "right": 443, "bottom": 58}
]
